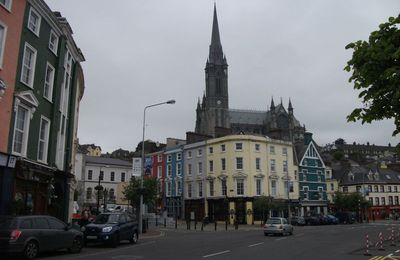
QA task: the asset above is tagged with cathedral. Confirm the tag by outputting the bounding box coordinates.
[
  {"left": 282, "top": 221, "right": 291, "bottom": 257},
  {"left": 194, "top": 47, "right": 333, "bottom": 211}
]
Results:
[{"left": 195, "top": 5, "right": 305, "bottom": 143}]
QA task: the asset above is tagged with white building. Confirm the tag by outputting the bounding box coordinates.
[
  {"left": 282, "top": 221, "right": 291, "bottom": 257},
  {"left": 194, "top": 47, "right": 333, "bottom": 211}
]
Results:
[{"left": 75, "top": 153, "right": 133, "bottom": 210}]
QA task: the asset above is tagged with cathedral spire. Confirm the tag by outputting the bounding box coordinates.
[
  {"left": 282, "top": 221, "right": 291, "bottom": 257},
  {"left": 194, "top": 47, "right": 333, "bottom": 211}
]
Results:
[
  {"left": 208, "top": 3, "right": 225, "bottom": 64},
  {"left": 288, "top": 98, "right": 293, "bottom": 111},
  {"left": 270, "top": 97, "right": 275, "bottom": 110}
]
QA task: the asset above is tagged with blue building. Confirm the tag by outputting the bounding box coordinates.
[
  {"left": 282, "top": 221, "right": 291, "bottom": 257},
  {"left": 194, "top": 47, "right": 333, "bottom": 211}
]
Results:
[
  {"left": 296, "top": 132, "right": 328, "bottom": 216},
  {"left": 164, "top": 146, "right": 184, "bottom": 218}
]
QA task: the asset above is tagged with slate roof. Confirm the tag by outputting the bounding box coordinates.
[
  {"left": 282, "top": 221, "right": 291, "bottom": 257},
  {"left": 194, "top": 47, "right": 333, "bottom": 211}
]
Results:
[
  {"left": 85, "top": 156, "right": 132, "bottom": 167},
  {"left": 229, "top": 109, "right": 266, "bottom": 125}
]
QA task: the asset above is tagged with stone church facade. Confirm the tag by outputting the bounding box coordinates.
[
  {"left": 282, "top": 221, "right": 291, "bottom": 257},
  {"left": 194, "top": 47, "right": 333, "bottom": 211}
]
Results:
[{"left": 195, "top": 5, "right": 305, "bottom": 143}]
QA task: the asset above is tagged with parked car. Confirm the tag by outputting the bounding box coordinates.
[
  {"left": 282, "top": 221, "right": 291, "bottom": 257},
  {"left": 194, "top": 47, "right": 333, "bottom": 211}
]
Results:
[
  {"left": 335, "top": 212, "right": 355, "bottom": 224},
  {"left": 0, "top": 215, "right": 83, "bottom": 259},
  {"left": 84, "top": 212, "right": 138, "bottom": 247},
  {"left": 304, "top": 215, "right": 321, "bottom": 225},
  {"left": 324, "top": 215, "right": 339, "bottom": 225},
  {"left": 289, "top": 216, "right": 305, "bottom": 226},
  {"left": 263, "top": 217, "right": 293, "bottom": 236}
]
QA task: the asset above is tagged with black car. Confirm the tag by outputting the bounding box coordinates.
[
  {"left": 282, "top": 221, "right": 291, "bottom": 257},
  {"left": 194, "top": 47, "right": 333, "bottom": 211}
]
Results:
[
  {"left": 0, "top": 215, "right": 83, "bottom": 259},
  {"left": 289, "top": 216, "right": 306, "bottom": 226},
  {"left": 335, "top": 212, "right": 356, "bottom": 224},
  {"left": 304, "top": 215, "right": 321, "bottom": 225},
  {"left": 84, "top": 212, "right": 138, "bottom": 247}
]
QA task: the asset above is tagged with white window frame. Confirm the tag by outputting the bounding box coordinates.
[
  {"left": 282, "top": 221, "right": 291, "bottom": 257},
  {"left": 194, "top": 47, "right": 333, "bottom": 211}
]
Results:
[
  {"left": 48, "top": 30, "right": 58, "bottom": 55},
  {"left": 221, "top": 179, "right": 227, "bottom": 196},
  {"left": 157, "top": 165, "right": 162, "bottom": 178},
  {"left": 188, "top": 163, "right": 192, "bottom": 175},
  {"left": 256, "top": 179, "right": 262, "bottom": 196},
  {"left": 187, "top": 183, "right": 192, "bottom": 198},
  {"left": 236, "top": 179, "right": 244, "bottom": 196},
  {"left": 209, "top": 180, "right": 214, "bottom": 196},
  {"left": 187, "top": 151, "right": 192, "bottom": 159},
  {"left": 221, "top": 158, "right": 226, "bottom": 171},
  {"left": 271, "top": 180, "right": 277, "bottom": 196},
  {"left": 166, "top": 182, "right": 171, "bottom": 196},
  {"left": 177, "top": 152, "right": 182, "bottom": 161},
  {"left": 12, "top": 103, "right": 31, "bottom": 156},
  {"left": 43, "top": 62, "right": 55, "bottom": 101},
  {"left": 167, "top": 155, "right": 172, "bottom": 162},
  {"left": 209, "top": 160, "right": 213, "bottom": 172},
  {"left": 209, "top": 147, "right": 213, "bottom": 154},
  {"left": 198, "top": 162, "right": 203, "bottom": 174},
  {"left": 255, "top": 157, "right": 261, "bottom": 170},
  {"left": 37, "top": 116, "right": 50, "bottom": 163},
  {"left": 20, "top": 43, "right": 37, "bottom": 88},
  {"left": 270, "top": 145, "right": 275, "bottom": 154},
  {"left": 255, "top": 143, "right": 260, "bottom": 152},
  {"left": 282, "top": 147, "right": 288, "bottom": 156},
  {"left": 236, "top": 157, "right": 243, "bottom": 170},
  {"left": 157, "top": 154, "right": 162, "bottom": 162},
  {"left": 197, "top": 149, "right": 202, "bottom": 157},
  {"left": 0, "top": 22, "right": 7, "bottom": 69},
  {"left": 221, "top": 144, "right": 226, "bottom": 152},
  {"left": 176, "top": 162, "right": 182, "bottom": 176},
  {"left": 235, "top": 143, "right": 243, "bottom": 151},
  {"left": 0, "top": 0, "right": 12, "bottom": 11},
  {"left": 270, "top": 159, "right": 276, "bottom": 172},
  {"left": 27, "top": 7, "right": 41, "bottom": 36},
  {"left": 167, "top": 164, "right": 172, "bottom": 177},
  {"left": 198, "top": 182, "right": 203, "bottom": 197}
]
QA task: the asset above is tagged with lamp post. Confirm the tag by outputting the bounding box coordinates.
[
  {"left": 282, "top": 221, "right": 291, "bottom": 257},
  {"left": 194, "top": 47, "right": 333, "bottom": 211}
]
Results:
[{"left": 139, "top": 99, "right": 176, "bottom": 234}]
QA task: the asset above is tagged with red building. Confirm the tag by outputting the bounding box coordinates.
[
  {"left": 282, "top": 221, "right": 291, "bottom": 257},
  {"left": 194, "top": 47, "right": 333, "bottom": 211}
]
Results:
[{"left": 148, "top": 151, "right": 165, "bottom": 212}]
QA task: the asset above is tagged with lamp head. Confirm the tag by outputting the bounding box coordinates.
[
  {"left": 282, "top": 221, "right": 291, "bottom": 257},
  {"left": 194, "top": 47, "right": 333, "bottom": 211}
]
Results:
[{"left": 166, "top": 99, "right": 176, "bottom": 104}]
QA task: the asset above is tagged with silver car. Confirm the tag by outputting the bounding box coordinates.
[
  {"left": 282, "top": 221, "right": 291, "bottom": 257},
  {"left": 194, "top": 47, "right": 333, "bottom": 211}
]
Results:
[{"left": 264, "top": 217, "right": 293, "bottom": 236}]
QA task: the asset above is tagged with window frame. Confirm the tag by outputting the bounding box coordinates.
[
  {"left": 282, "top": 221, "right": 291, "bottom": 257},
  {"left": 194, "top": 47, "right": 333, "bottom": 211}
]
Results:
[
  {"left": 0, "top": 22, "right": 7, "bottom": 69},
  {"left": 27, "top": 7, "right": 41, "bottom": 36},
  {"left": 235, "top": 143, "right": 243, "bottom": 151},
  {"left": 198, "top": 162, "right": 203, "bottom": 174},
  {"left": 221, "top": 158, "right": 226, "bottom": 171},
  {"left": 12, "top": 103, "right": 31, "bottom": 156},
  {"left": 256, "top": 179, "right": 262, "bottom": 196},
  {"left": 121, "top": 172, "right": 126, "bottom": 182},
  {"left": 48, "top": 30, "right": 58, "bottom": 55},
  {"left": 0, "top": 0, "right": 12, "bottom": 11},
  {"left": 43, "top": 62, "right": 55, "bottom": 101},
  {"left": 20, "top": 43, "right": 37, "bottom": 88},
  {"left": 88, "top": 170, "right": 93, "bottom": 180},
  {"left": 37, "top": 116, "right": 50, "bottom": 163},
  {"left": 236, "top": 179, "right": 244, "bottom": 195},
  {"left": 236, "top": 157, "right": 243, "bottom": 170}
]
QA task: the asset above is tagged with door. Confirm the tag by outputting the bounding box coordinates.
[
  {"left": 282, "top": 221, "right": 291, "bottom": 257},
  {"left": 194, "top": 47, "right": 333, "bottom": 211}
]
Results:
[
  {"left": 32, "top": 217, "right": 52, "bottom": 251},
  {"left": 47, "top": 217, "right": 71, "bottom": 249},
  {"left": 118, "top": 214, "right": 129, "bottom": 240}
]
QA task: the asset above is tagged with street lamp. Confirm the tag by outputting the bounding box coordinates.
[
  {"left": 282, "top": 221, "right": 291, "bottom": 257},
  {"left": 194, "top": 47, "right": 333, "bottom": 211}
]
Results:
[
  {"left": 139, "top": 99, "right": 176, "bottom": 234},
  {"left": 95, "top": 165, "right": 109, "bottom": 213}
]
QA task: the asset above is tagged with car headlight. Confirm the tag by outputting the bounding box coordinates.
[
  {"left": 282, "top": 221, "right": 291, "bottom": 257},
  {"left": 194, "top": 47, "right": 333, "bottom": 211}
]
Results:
[
  {"left": 81, "top": 226, "right": 86, "bottom": 232},
  {"left": 102, "top": 226, "right": 113, "bottom": 233}
]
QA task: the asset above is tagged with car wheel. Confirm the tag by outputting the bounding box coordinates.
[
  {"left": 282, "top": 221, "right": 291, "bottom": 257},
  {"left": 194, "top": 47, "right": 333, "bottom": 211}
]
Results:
[
  {"left": 110, "top": 233, "right": 120, "bottom": 248},
  {"left": 264, "top": 233, "right": 268, "bottom": 236},
  {"left": 68, "top": 237, "right": 83, "bottom": 253},
  {"left": 23, "top": 240, "right": 39, "bottom": 260},
  {"left": 289, "top": 229, "right": 293, "bottom": 235},
  {"left": 129, "top": 231, "right": 138, "bottom": 244}
]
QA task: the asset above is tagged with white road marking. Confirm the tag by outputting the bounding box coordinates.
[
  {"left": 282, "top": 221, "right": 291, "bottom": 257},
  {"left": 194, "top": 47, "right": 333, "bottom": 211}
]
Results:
[
  {"left": 203, "top": 250, "right": 231, "bottom": 258},
  {"left": 248, "top": 242, "right": 264, "bottom": 247},
  {"left": 275, "top": 237, "right": 287, "bottom": 241}
]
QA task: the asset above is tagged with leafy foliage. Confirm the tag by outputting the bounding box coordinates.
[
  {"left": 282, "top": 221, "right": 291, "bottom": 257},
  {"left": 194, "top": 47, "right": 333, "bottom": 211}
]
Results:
[
  {"left": 333, "top": 191, "right": 371, "bottom": 211},
  {"left": 123, "top": 177, "right": 158, "bottom": 208},
  {"left": 345, "top": 15, "right": 400, "bottom": 136}
]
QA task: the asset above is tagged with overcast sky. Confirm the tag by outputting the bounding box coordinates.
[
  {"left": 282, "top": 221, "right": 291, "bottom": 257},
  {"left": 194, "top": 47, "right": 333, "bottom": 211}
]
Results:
[{"left": 47, "top": 0, "right": 400, "bottom": 153}]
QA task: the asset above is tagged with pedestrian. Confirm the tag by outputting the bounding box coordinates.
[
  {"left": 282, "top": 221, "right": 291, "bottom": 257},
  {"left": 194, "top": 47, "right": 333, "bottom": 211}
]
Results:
[{"left": 78, "top": 209, "right": 91, "bottom": 230}]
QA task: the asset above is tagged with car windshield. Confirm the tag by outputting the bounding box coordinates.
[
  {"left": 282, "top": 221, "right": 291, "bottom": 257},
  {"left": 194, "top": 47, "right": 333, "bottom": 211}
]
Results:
[
  {"left": 0, "top": 217, "right": 15, "bottom": 229},
  {"left": 94, "top": 214, "right": 120, "bottom": 224},
  {"left": 266, "top": 218, "right": 281, "bottom": 224}
]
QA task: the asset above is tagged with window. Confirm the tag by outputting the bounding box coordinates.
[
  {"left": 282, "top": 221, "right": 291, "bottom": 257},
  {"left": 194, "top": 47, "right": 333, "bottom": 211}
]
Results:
[
  {"left": 270, "top": 145, "right": 275, "bottom": 154},
  {"left": 167, "top": 165, "right": 172, "bottom": 177},
  {"left": 21, "top": 43, "right": 37, "bottom": 87},
  {"left": 318, "top": 176, "right": 322, "bottom": 182},
  {"left": 395, "top": 196, "right": 399, "bottom": 205},
  {"left": 221, "top": 179, "right": 227, "bottom": 196},
  {"left": 121, "top": 172, "right": 126, "bottom": 182},
  {"left": 166, "top": 182, "right": 171, "bottom": 196},
  {"left": 369, "top": 197, "right": 373, "bottom": 205},
  {"left": 283, "top": 160, "right": 288, "bottom": 173},
  {"left": 99, "top": 171, "right": 104, "bottom": 181},
  {"left": 330, "top": 183, "right": 334, "bottom": 191},
  {"left": 12, "top": 104, "right": 30, "bottom": 156},
  {"left": 198, "top": 182, "right": 203, "bottom": 197},
  {"left": 294, "top": 170, "right": 297, "bottom": 180},
  {"left": 271, "top": 181, "right": 277, "bottom": 196},
  {"left": 28, "top": 8, "right": 41, "bottom": 36},
  {"left": 318, "top": 187, "right": 323, "bottom": 200},
  {"left": 177, "top": 181, "right": 182, "bottom": 195},
  {"left": 221, "top": 144, "right": 226, "bottom": 152},
  {"left": 198, "top": 162, "right": 203, "bottom": 174},
  {"left": 88, "top": 170, "right": 93, "bottom": 180},
  {"left": 158, "top": 154, "right": 163, "bottom": 162},
  {"left": 43, "top": 63, "right": 55, "bottom": 101},
  {"left": 255, "top": 143, "right": 260, "bottom": 152},
  {"left": 375, "top": 197, "right": 379, "bottom": 206},
  {"left": 0, "top": 23, "right": 6, "bottom": 68},
  {"left": 48, "top": 217, "right": 66, "bottom": 230},
  {"left": 374, "top": 185, "right": 378, "bottom": 192},
  {"left": 167, "top": 155, "right": 172, "bottom": 162},
  {"left": 236, "top": 157, "right": 243, "bottom": 170},
  {"left": 198, "top": 149, "right": 202, "bottom": 156},
  {"left": 177, "top": 163, "right": 182, "bottom": 176},
  {"left": 389, "top": 196, "right": 393, "bottom": 205},
  {"left": 187, "top": 183, "right": 192, "bottom": 198},
  {"left": 37, "top": 117, "right": 50, "bottom": 163},
  {"left": 282, "top": 147, "right": 288, "bottom": 156},
  {"left": 343, "top": 186, "right": 348, "bottom": 193},
  {"left": 109, "top": 189, "right": 115, "bottom": 200},
  {"left": 20, "top": 219, "right": 32, "bottom": 229},
  {"left": 86, "top": 187, "right": 92, "bottom": 200},
  {"left": 177, "top": 153, "right": 182, "bottom": 161},
  {"left": 187, "top": 151, "right": 192, "bottom": 158},
  {"left": 381, "top": 197, "right": 386, "bottom": 205},
  {"left": 0, "top": 0, "right": 12, "bottom": 10},
  {"left": 395, "top": 186, "right": 398, "bottom": 192},
  {"left": 33, "top": 218, "right": 49, "bottom": 229},
  {"left": 270, "top": 159, "right": 276, "bottom": 172},
  {"left": 209, "top": 180, "right": 214, "bottom": 196},
  {"left": 157, "top": 166, "right": 162, "bottom": 178},
  {"left": 188, "top": 164, "right": 192, "bottom": 175},
  {"left": 209, "top": 147, "right": 213, "bottom": 154},
  {"left": 221, "top": 158, "right": 226, "bottom": 171},
  {"left": 48, "top": 30, "right": 58, "bottom": 55},
  {"left": 303, "top": 187, "right": 309, "bottom": 200},
  {"left": 388, "top": 186, "right": 392, "bottom": 192},
  {"left": 255, "top": 158, "right": 261, "bottom": 170},
  {"left": 380, "top": 185, "right": 384, "bottom": 193},
  {"left": 110, "top": 172, "right": 115, "bottom": 182},
  {"left": 368, "top": 185, "right": 372, "bottom": 192},
  {"left": 235, "top": 143, "right": 243, "bottom": 151},
  {"left": 209, "top": 160, "right": 214, "bottom": 172},
  {"left": 237, "top": 179, "right": 244, "bottom": 195},
  {"left": 256, "top": 179, "right": 261, "bottom": 195}
]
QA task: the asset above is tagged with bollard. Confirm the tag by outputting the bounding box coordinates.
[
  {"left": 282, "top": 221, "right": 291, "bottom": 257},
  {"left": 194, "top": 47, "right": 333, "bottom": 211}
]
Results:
[
  {"left": 201, "top": 222, "right": 204, "bottom": 231},
  {"left": 175, "top": 217, "right": 177, "bottom": 229},
  {"left": 225, "top": 220, "right": 228, "bottom": 231},
  {"left": 391, "top": 227, "right": 396, "bottom": 246},
  {"left": 364, "top": 234, "right": 371, "bottom": 256},
  {"left": 378, "top": 232, "right": 385, "bottom": 251},
  {"left": 215, "top": 221, "right": 217, "bottom": 231},
  {"left": 156, "top": 216, "right": 158, "bottom": 227},
  {"left": 195, "top": 220, "right": 197, "bottom": 230},
  {"left": 164, "top": 218, "right": 166, "bottom": 228}
]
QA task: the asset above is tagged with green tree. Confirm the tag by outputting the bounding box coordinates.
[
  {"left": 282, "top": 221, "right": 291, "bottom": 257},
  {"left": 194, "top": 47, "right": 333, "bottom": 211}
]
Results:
[
  {"left": 253, "top": 196, "right": 274, "bottom": 222},
  {"left": 345, "top": 15, "right": 400, "bottom": 136},
  {"left": 123, "top": 177, "right": 158, "bottom": 209},
  {"left": 333, "top": 191, "right": 371, "bottom": 211}
]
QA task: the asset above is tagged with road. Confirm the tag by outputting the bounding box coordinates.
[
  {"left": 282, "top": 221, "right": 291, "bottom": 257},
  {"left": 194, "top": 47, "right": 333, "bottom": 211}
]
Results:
[{"left": 34, "top": 222, "right": 400, "bottom": 260}]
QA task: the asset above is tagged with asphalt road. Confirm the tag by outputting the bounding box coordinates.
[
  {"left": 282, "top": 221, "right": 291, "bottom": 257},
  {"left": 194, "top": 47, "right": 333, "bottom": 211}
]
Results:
[{"left": 32, "top": 222, "right": 400, "bottom": 260}]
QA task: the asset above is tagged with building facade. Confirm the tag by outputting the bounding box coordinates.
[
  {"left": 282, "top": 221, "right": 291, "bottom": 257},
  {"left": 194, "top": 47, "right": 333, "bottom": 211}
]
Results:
[
  {"left": 147, "top": 150, "right": 165, "bottom": 213},
  {"left": 0, "top": 0, "right": 84, "bottom": 221},
  {"left": 296, "top": 133, "right": 328, "bottom": 216},
  {"left": 195, "top": 5, "right": 305, "bottom": 143},
  {"left": 164, "top": 146, "right": 184, "bottom": 218}
]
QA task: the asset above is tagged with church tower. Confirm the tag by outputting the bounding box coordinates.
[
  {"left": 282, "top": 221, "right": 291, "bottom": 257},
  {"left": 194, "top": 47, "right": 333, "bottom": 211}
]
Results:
[{"left": 195, "top": 4, "right": 230, "bottom": 136}]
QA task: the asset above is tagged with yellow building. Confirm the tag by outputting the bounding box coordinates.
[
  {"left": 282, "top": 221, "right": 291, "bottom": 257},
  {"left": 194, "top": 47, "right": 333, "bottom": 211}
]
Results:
[
  {"left": 195, "top": 134, "right": 298, "bottom": 225},
  {"left": 78, "top": 144, "right": 102, "bottom": 157},
  {"left": 325, "top": 166, "right": 338, "bottom": 203}
]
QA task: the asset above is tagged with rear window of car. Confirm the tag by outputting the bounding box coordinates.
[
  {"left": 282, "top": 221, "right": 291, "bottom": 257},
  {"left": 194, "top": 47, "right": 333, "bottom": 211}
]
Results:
[
  {"left": 266, "top": 218, "right": 282, "bottom": 224},
  {"left": 0, "top": 217, "right": 16, "bottom": 229},
  {"left": 48, "top": 217, "right": 66, "bottom": 230},
  {"left": 33, "top": 218, "right": 50, "bottom": 229},
  {"left": 20, "top": 219, "right": 33, "bottom": 229}
]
